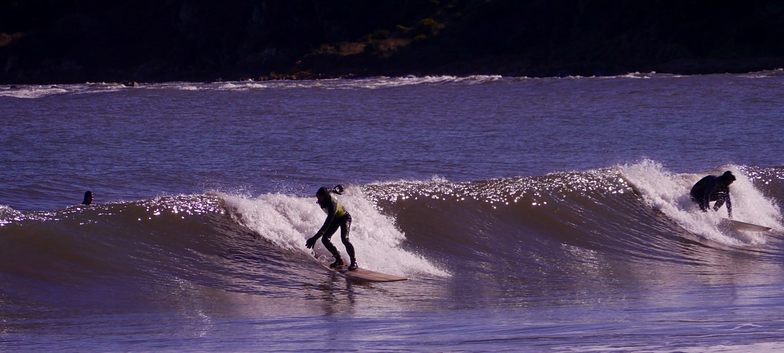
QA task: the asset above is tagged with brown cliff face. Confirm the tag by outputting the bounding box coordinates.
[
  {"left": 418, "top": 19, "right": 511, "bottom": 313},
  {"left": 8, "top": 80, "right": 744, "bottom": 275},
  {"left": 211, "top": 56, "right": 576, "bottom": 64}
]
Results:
[{"left": 1, "top": 0, "right": 783, "bottom": 84}]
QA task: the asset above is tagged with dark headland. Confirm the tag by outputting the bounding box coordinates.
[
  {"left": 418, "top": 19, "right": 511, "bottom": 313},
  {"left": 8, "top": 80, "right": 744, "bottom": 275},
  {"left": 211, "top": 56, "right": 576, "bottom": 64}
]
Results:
[{"left": 2, "top": 0, "right": 784, "bottom": 84}]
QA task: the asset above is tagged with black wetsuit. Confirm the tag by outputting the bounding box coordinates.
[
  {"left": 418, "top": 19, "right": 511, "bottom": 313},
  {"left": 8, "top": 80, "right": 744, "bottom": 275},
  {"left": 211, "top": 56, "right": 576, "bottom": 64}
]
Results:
[
  {"left": 315, "top": 194, "right": 356, "bottom": 265},
  {"left": 690, "top": 175, "right": 732, "bottom": 217}
]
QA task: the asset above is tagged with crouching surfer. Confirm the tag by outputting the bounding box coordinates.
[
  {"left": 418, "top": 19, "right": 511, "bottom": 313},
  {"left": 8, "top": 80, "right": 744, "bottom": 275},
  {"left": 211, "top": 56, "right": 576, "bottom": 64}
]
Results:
[
  {"left": 690, "top": 171, "right": 736, "bottom": 218},
  {"left": 305, "top": 185, "right": 358, "bottom": 271}
]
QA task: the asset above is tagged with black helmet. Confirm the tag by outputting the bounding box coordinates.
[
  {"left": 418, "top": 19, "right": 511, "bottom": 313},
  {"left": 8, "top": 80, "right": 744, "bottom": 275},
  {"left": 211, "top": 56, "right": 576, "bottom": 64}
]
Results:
[
  {"left": 316, "top": 185, "right": 344, "bottom": 197},
  {"left": 316, "top": 187, "right": 330, "bottom": 198},
  {"left": 721, "top": 171, "right": 736, "bottom": 183}
]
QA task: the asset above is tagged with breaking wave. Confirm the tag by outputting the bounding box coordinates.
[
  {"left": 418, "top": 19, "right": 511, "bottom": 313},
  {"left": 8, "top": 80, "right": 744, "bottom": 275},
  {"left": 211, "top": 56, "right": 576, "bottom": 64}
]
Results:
[{"left": 1, "top": 161, "right": 782, "bottom": 309}]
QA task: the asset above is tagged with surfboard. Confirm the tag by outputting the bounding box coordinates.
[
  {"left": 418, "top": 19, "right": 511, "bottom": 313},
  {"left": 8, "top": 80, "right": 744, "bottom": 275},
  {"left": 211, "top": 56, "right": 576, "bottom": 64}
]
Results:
[
  {"left": 723, "top": 219, "right": 771, "bottom": 232},
  {"left": 318, "top": 260, "right": 407, "bottom": 282}
]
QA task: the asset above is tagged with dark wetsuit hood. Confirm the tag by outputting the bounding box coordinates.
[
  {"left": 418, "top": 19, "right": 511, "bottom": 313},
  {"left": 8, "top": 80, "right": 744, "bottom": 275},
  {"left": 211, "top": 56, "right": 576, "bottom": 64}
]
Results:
[{"left": 719, "top": 171, "right": 736, "bottom": 184}]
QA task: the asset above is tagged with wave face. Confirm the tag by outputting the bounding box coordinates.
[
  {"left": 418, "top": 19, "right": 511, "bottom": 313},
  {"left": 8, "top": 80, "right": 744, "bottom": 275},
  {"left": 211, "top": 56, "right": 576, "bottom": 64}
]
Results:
[
  {"left": 365, "top": 162, "right": 784, "bottom": 291},
  {"left": 1, "top": 162, "right": 783, "bottom": 312}
]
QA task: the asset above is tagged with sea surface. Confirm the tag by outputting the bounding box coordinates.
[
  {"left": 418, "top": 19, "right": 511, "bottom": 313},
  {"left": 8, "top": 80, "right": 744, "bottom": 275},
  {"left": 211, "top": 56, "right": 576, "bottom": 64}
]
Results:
[{"left": 1, "top": 72, "right": 784, "bottom": 352}]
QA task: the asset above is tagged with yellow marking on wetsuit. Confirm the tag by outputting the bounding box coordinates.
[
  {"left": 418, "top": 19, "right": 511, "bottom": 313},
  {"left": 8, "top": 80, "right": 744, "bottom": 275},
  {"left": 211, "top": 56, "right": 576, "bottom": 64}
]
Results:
[{"left": 335, "top": 200, "right": 347, "bottom": 218}]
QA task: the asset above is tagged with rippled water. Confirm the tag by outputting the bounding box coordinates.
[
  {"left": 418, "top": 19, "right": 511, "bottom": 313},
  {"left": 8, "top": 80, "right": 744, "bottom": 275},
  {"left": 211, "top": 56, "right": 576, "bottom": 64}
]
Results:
[
  {"left": 3, "top": 73, "right": 783, "bottom": 211},
  {"left": 2, "top": 73, "right": 784, "bottom": 352}
]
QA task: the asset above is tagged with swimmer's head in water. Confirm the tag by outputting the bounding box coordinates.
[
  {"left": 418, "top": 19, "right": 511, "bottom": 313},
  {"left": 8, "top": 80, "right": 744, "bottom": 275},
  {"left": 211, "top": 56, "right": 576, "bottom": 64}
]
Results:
[{"left": 82, "top": 191, "right": 93, "bottom": 205}]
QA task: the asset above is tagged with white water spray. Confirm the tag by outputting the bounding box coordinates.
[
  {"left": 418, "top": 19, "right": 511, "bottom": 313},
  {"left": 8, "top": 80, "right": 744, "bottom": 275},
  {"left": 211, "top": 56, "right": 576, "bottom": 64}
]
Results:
[
  {"left": 219, "top": 187, "right": 449, "bottom": 277},
  {"left": 622, "top": 159, "right": 782, "bottom": 245}
]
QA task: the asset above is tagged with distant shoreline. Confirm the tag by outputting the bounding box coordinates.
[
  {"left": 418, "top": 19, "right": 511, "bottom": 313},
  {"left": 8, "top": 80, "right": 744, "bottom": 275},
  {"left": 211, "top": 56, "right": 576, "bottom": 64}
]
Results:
[
  {"left": 3, "top": 70, "right": 784, "bottom": 100},
  {"left": 2, "top": 58, "right": 784, "bottom": 85},
  {"left": 1, "top": 68, "right": 783, "bottom": 88}
]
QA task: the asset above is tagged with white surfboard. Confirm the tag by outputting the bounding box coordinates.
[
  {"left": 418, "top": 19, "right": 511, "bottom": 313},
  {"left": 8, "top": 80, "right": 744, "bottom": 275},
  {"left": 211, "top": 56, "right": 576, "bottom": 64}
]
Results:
[{"left": 723, "top": 219, "right": 771, "bottom": 232}]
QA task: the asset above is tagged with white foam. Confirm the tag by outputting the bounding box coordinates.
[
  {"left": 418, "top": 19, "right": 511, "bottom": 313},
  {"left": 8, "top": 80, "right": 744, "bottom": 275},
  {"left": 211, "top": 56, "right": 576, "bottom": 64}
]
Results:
[
  {"left": 0, "top": 205, "right": 24, "bottom": 226},
  {"left": 739, "top": 67, "right": 784, "bottom": 79},
  {"left": 0, "top": 86, "right": 69, "bottom": 98},
  {"left": 621, "top": 159, "right": 783, "bottom": 245},
  {"left": 677, "top": 341, "right": 784, "bottom": 353},
  {"left": 569, "top": 341, "right": 784, "bottom": 353},
  {"left": 211, "top": 75, "right": 504, "bottom": 91},
  {"left": 219, "top": 187, "right": 449, "bottom": 277},
  {"left": 214, "top": 82, "right": 271, "bottom": 91},
  {"left": 0, "top": 76, "right": 505, "bottom": 97},
  {"left": 0, "top": 83, "right": 127, "bottom": 98}
]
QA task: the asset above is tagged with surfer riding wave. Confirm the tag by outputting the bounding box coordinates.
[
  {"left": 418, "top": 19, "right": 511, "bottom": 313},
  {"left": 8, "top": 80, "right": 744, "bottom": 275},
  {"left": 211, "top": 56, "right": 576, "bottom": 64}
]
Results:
[
  {"left": 690, "top": 171, "right": 736, "bottom": 218},
  {"left": 305, "top": 185, "right": 358, "bottom": 271}
]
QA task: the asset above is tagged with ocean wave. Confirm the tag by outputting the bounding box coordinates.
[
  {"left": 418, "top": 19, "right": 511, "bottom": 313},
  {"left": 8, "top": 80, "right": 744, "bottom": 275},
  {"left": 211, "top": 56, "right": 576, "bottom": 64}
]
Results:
[
  {"left": 219, "top": 189, "right": 449, "bottom": 277},
  {"left": 6, "top": 70, "right": 784, "bottom": 98},
  {"left": 621, "top": 160, "right": 783, "bottom": 245},
  {"left": 0, "top": 85, "right": 70, "bottom": 99},
  {"left": 1, "top": 163, "right": 782, "bottom": 299},
  {"left": 0, "top": 76, "right": 505, "bottom": 98},
  {"left": 739, "top": 68, "right": 784, "bottom": 79},
  {"left": 194, "top": 75, "right": 505, "bottom": 91},
  {"left": 0, "top": 82, "right": 125, "bottom": 98}
]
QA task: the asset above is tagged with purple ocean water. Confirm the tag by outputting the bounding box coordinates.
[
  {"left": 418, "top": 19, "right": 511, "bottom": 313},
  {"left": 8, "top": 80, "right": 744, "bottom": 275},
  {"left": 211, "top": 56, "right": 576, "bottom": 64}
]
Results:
[{"left": 2, "top": 72, "right": 784, "bottom": 352}]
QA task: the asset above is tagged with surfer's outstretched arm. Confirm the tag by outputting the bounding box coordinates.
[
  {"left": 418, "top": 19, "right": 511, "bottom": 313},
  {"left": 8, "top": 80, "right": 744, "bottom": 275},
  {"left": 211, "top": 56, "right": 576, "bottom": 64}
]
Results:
[
  {"left": 710, "top": 184, "right": 732, "bottom": 218},
  {"left": 305, "top": 203, "right": 336, "bottom": 249}
]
